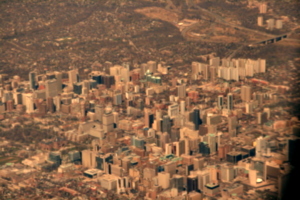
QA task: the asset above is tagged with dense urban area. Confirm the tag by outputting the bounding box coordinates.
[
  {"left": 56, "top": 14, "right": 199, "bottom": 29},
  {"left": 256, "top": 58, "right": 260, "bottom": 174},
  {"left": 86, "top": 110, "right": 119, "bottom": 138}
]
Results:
[{"left": 0, "top": 0, "right": 300, "bottom": 199}]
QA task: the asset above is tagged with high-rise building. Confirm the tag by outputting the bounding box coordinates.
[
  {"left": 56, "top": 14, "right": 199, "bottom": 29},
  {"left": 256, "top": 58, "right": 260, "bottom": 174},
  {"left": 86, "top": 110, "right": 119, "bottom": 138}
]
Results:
[
  {"left": 259, "top": 3, "right": 267, "bottom": 14},
  {"left": 192, "top": 109, "right": 202, "bottom": 130},
  {"left": 162, "top": 115, "right": 171, "bottom": 134},
  {"left": 45, "top": 79, "right": 58, "bottom": 98},
  {"left": 220, "top": 164, "right": 235, "bottom": 182},
  {"left": 95, "top": 104, "right": 104, "bottom": 122},
  {"left": 217, "top": 95, "right": 223, "bottom": 110},
  {"left": 187, "top": 175, "right": 198, "bottom": 193},
  {"left": 29, "top": 71, "right": 37, "bottom": 90},
  {"left": 241, "top": 85, "right": 252, "bottom": 102},
  {"left": 103, "top": 112, "right": 114, "bottom": 132},
  {"left": 54, "top": 71, "right": 62, "bottom": 93},
  {"left": 68, "top": 69, "right": 79, "bottom": 85},
  {"left": 171, "top": 175, "right": 184, "bottom": 192},
  {"left": 210, "top": 57, "right": 220, "bottom": 68},
  {"left": 168, "top": 103, "right": 179, "bottom": 118},
  {"left": 227, "top": 93, "right": 233, "bottom": 110},
  {"left": 267, "top": 18, "right": 275, "bottom": 31},
  {"left": 147, "top": 60, "right": 157, "bottom": 73},
  {"left": 22, "top": 93, "right": 34, "bottom": 113},
  {"left": 258, "top": 16, "right": 263, "bottom": 26},
  {"left": 177, "top": 84, "right": 186, "bottom": 98},
  {"left": 276, "top": 19, "right": 283, "bottom": 29},
  {"left": 158, "top": 172, "right": 170, "bottom": 189},
  {"left": 210, "top": 66, "right": 217, "bottom": 82}
]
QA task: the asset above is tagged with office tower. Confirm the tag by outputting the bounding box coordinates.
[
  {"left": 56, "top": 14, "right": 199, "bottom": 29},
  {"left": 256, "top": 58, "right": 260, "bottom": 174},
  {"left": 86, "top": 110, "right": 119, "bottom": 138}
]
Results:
[
  {"left": 210, "top": 66, "right": 217, "bottom": 82},
  {"left": 29, "top": 71, "right": 37, "bottom": 90},
  {"left": 168, "top": 103, "right": 179, "bottom": 118},
  {"left": 180, "top": 100, "right": 186, "bottom": 115},
  {"left": 53, "top": 96, "right": 61, "bottom": 112},
  {"left": 217, "top": 95, "right": 223, "bottom": 110},
  {"left": 249, "top": 169, "right": 257, "bottom": 185},
  {"left": 144, "top": 109, "right": 154, "bottom": 128},
  {"left": 174, "top": 140, "right": 185, "bottom": 156},
  {"left": 203, "top": 64, "right": 210, "bottom": 80},
  {"left": 158, "top": 172, "right": 170, "bottom": 189},
  {"left": 73, "top": 82, "right": 82, "bottom": 95},
  {"left": 220, "top": 164, "right": 234, "bottom": 182},
  {"left": 171, "top": 126, "right": 180, "bottom": 142},
  {"left": 54, "top": 71, "right": 62, "bottom": 93},
  {"left": 113, "top": 93, "right": 122, "bottom": 105},
  {"left": 48, "top": 151, "right": 62, "bottom": 166},
  {"left": 120, "top": 67, "right": 130, "bottom": 82},
  {"left": 147, "top": 60, "right": 157, "bottom": 73},
  {"left": 287, "top": 137, "right": 300, "bottom": 166},
  {"left": 22, "top": 93, "right": 34, "bottom": 113},
  {"left": 68, "top": 151, "right": 81, "bottom": 163},
  {"left": 199, "top": 142, "right": 210, "bottom": 156},
  {"left": 164, "top": 161, "right": 177, "bottom": 177},
  {"left": 132, "top": 136, "right": 145, "bottom": 149},
  {"left": 207, "top": 134, "right": 217, "bottom": 154},
  {"left": 46, "top": 97, "right": 54, "bottom": 113},
  {"left": 228, "top": 116, "right": 237, "bottom": 137},
  {"left": 177, "top": 84, "right": 186, "bottom": 98},
  {"left": 103, "top": 75, "right": 115, "bottom": 88},
  {"left": 227, "top": 93, "right": 233, "bottom": 110},
  {"left": 192, "top": 109, "right": 202, "bottom": 131},
  {"left": 245, "top": 102, "right": 253, "bottom": 114},
  {"left": 45, "top": 79, "right": 58, "bottom": 98},
  {"left": 241, "top": 85, "right": 252, "bottom": 102},
  {"left": 68, "top": 69, "right": 79, "bottom": 85},
  {"left": 95, "top": 104, "right": 104, "bottom": 122},
  {"left": 171, "top": 175, "right": 184, "bottom": 192},
  {"left": 95, "top": 154, "right": 113, "bottom": 171},
  {"left": 193, "top": 157, "right": 205, "bottom": 170},
  {"left": 255, "top": 136, "right": 267, "bottom": 158},
  {"left": 162, "top": 115, "right": 171, "bottom": 134},
  {"left": 187, "top": 175, "right": 198, "bottom": 193},
  {"left": 103, "top": 112, "right": 114, "bottom": 132}
]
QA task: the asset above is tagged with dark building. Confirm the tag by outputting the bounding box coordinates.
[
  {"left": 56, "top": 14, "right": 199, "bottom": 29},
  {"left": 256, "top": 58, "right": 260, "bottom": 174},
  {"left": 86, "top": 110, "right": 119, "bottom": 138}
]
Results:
[
  {"left": 96, "top": 154, "right": 113, "bottom": 170},
  {"left": 241, "top": 145, "right": 256, "bottom": 157},
  {"left": 103, "top": 75, "right": 115, "bottom": 89},
  {"left": 48, "top": 152, "right": 62, "bottom": 166},
  {"left": 226, "top": 152, "right": 242, "bottom": 164},
  {"left": 192, "top": 109, "right": 202, "bottom": 130},
  {"left": 171, "top": 175, "right": 184, "bottom": 192},
  {"left": 187, "top": 175, "right": 198, "bottom": 193},
  {"left": 73, "top": 83, "right": 82, "bottom": 95},
  {"left": 92, "top": 75, "right": 102, "bottom": 84},
  {"left": 288, "top": 138, "right": 300, "bottom": 166},
  {"left": 199, "top": 142, "right": 210, "bottom": 156},
  {"left": 162, "top": 115, "right": 171, "bottom": 134}
]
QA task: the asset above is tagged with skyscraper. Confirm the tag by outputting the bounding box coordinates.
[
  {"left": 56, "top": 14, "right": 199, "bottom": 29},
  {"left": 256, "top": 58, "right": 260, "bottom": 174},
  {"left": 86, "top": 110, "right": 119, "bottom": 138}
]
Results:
[
  {"left": 187, "top": 175, "right": 198, "bottom": 193},
  {"left": 241, "top": 85, "right": 252, "bottom": 102},
  {"left": 68, "top": 69, "right": 79, "bottom": 85},
  {"left": 218, "top": 95, "right": 223, "bottom": 110},
  {"left": 227, "top": 93, "right": 233, "bottom": 110},
  {"left": 29, "top": 71, "right": 37, "bottom": 90},
  {"left": 45, "top": 79, "right": 58, "bottom": 98},
  {"left": 192, "top": 109, "right": 202, "bottom": 130},
  {"left": 177, "top": 84, "right": 186, "bottom": 98},
  {"left": 220, "top": 164, "right": 235, "bottom": 182},
  {"left": 162, "top": 115, "right": 171, "bottom": 134}
]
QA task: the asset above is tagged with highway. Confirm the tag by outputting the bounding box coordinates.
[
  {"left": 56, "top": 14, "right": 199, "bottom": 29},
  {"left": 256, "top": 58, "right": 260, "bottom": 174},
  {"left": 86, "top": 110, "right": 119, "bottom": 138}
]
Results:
[{"left": 179, "top": 2, "right": 300, "bottom": 45}]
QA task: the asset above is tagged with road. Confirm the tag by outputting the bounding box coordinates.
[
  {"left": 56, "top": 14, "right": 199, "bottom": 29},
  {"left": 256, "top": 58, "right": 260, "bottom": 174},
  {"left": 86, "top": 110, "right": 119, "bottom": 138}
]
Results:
[{"left": 179, "top": 3, "right": 300, "bottom": 59}]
